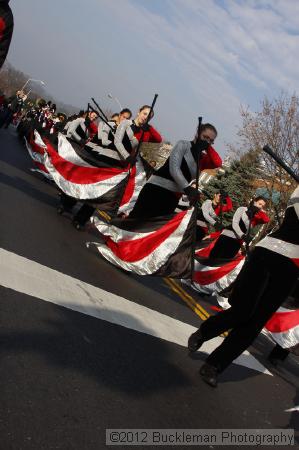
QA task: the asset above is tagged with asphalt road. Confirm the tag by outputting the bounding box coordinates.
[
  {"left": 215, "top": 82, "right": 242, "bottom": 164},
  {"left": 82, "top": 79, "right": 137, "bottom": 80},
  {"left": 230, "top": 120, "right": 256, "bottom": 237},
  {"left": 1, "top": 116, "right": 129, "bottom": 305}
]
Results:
[{"left": 0, "top": 127, "right": 298, "bottom": 449}]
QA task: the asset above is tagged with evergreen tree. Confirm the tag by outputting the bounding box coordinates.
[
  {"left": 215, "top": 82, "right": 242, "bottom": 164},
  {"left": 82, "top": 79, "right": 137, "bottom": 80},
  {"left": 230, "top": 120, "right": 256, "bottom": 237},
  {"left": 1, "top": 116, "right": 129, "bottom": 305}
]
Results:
[{"left": 202, "top": 150, "right": 260, "bottom": 227}]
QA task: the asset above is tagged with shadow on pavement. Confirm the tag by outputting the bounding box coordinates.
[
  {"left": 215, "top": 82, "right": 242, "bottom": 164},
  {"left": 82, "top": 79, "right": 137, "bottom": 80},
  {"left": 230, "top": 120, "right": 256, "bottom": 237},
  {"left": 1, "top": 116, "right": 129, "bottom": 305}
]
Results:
[
  {"left": 0, "top": 171, "right": 57, "bottom": 208},
  {"left": 0, "top": 293, "right": 192, "bottom": 397}
]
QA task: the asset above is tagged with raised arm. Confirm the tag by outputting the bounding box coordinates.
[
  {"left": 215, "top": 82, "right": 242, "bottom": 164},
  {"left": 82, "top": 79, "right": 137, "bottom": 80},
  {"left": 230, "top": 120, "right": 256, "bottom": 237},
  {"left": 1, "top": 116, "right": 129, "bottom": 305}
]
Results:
[
  {"left": 99, "top": 121, "right": 114, "bottom": 147},
  {"left": 149, "top": 125, "right": 162, "bottom": 143},
  {"left": 66, "top": 118, "right": 85, "bottom": 142},
  {"left": 253, "top": 210, "right": 270, "bottom": 225},
  {"left": 200, "top": 146, "right": 222, "bottom": 170},
  {"left": 202, "top": 199, "right": 217, "bottom": 225},
  {"left": 169, "top": 141, "right": 190, "bottom": 190},
  {"left": 63, "top": 121, "right": 71, "bottom": 133},
  {"left": 114, "top": 119, "right": 137, "bottom": 159},
  {"left": 222, "top": 195, "right": 233, "bottom": 213},
  {"left": 232, "top": 207, "right": 246, "bottom": 239}
]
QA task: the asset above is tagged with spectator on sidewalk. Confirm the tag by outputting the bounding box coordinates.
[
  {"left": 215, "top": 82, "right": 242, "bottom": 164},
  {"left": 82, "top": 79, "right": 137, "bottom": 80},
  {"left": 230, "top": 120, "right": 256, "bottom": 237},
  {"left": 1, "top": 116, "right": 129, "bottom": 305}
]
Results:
[{"left": 0, "top": 90, "right": 26, "bottom": 128}]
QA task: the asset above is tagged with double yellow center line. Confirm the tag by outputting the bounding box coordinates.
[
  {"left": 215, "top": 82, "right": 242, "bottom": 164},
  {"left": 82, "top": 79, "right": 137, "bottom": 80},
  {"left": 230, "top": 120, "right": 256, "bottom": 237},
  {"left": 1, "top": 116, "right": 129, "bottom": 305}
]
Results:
[
  {"left": 164, "top": 278, "right": 228, "bottom": 337},
  {"left": 95, "top": 209, "right": 111, "bottom": 222},
  {"left": 163, "top": 277, "right": 210, "bottom": 321}
]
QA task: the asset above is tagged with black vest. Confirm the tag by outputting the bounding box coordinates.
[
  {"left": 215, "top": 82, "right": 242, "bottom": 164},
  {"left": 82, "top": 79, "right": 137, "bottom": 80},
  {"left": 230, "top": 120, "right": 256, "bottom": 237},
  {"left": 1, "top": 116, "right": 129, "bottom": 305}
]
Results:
[{"left": 155, "top": 141, "right": 197, "bottom": 184}]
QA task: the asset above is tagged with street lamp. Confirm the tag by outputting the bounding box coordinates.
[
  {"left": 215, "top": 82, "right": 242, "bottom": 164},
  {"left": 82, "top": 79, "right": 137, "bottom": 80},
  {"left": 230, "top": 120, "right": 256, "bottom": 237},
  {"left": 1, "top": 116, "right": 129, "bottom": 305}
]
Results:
[
  {"left": 21, "top": 78, "right": 45, "bottom": 91},
  {"left": 23, "top": 89, "right": 31, "bottom": 99},
  {"left": 107, "top": 93, "right": 122, "bottom": 110}
]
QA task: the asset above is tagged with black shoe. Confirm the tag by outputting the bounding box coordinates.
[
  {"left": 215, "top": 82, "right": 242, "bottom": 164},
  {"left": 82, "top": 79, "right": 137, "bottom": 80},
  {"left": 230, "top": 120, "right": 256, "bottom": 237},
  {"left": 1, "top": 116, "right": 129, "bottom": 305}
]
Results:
[
  {"left": 267, "top": 346, "right": 289, "bottom": 366},
  {"left": 188, "top": 329, "right": 204, "bottom": 353},
  {"left": 199, "top": 363, "right": 218, "bottom": 388},
  {"left": 72, "top": 220, "right": 83, "bottom": 231},
  {"left": 268, "top": 356, "right": 279, "bottom": 367}
]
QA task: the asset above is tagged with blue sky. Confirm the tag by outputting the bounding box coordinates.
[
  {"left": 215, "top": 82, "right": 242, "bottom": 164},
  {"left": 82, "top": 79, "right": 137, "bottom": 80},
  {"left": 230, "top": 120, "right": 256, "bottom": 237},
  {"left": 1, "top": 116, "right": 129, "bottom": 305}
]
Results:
[{"left": 7, "top": 0, "right": 299, "bottom": 155}]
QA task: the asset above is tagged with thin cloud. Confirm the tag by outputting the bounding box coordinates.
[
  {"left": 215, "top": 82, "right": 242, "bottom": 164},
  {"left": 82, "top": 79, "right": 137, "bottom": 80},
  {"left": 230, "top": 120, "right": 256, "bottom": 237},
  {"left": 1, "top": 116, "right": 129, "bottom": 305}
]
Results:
[{"left": 8, "top": 0, "right": 299, "bottom": 154}]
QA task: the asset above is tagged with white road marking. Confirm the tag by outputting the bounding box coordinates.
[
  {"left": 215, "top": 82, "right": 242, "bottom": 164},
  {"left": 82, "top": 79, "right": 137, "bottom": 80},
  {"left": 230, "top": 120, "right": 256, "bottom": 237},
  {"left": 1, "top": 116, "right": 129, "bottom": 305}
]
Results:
[{"left": 0, "top": 247, "right": 272, "bottom": 375}]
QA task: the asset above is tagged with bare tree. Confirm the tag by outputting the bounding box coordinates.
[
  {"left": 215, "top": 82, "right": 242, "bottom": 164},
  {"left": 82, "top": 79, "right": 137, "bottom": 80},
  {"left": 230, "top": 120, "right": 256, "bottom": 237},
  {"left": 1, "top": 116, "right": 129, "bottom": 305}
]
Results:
[
  {"left": 232, "top": 92, "right": 299, "bottom": 224},
  {"left": 0, "top": 62, "right": 79, "bottom": 116},
  {"left": 0, "top": 62, "right": 29, "bottom": 95}
]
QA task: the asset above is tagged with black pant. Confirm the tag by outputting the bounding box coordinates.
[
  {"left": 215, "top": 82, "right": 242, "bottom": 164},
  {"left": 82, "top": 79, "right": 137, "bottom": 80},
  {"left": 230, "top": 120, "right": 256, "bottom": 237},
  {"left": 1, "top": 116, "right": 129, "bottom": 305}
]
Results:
[
  {"left": 73, "top": 204, "right": 95, "bottom": 225},
  {"left": 60, "top": 193, "right": 95, "bottom": 226},
  {"left": 0, "top": 108, "right": 14, "bottom": 128},
  {"left": 196, "top": 226, "right": 206, "bottom": 243},
  {"left": 268, "top": 344, "right": 289, "bottom": 361},
  {"left": 199, "top": 247, "right": 298, "bottom": 372},
  {"left": 60, "top": 193, "right": 77, "bottom": 211},
  {"left": 129, "top": 183, "right": 179, "bottom": 219},
  {"left": 209, "top": 234, "right": 241, "bottom": 259}
]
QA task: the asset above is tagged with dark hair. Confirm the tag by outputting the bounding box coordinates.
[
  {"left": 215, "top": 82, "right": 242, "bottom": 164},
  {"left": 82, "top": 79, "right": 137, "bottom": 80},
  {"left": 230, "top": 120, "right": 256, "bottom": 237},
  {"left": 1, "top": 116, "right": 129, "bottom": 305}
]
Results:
[
  {"left": 110, "top": 113, "right": 119, "bottom": 120},
  {"left": 248, "top": 196, "right": 267, "bottom": 212},
  {"left": 78, "top": 109, "right": 85, "bottom": 117},
  {"left": 253, "top": 196, "right": 267, "bottom": 203},
  {"left": 38, "top": 99, "right": 46, "bottom": 108},
  {"left": 194, "top": 122, "right": 218, "bottom": 143},
  {"left": 89, "top": 110, "right": 98, "bottom": 116},
  {"left": 139, "top": 104, "right": 154, "bottom": 119},
  {"left": 120, "top": 108, "right": 132, "bottom": 117},
  {"left": 199, "top": 123, "right": 217, "bottom": 136}
]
